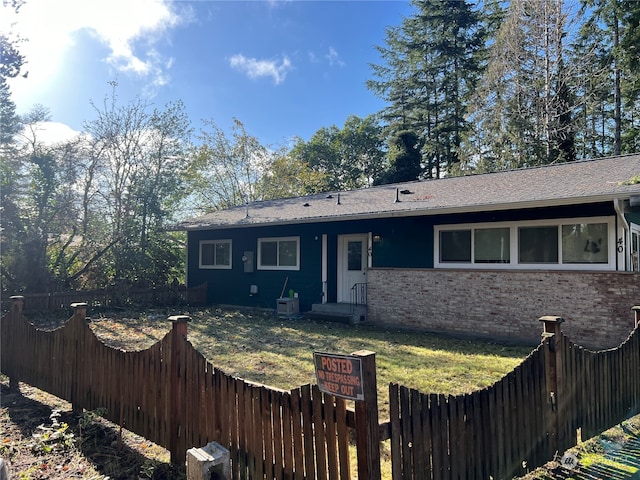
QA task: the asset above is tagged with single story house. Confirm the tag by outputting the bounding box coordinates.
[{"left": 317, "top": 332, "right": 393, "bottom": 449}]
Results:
[{"left": 180, "top": 155, "right": 640, "bottom": 348}]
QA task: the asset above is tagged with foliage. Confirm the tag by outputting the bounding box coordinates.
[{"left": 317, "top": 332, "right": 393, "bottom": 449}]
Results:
[
  {"left": 369, "top": 0, "right": 486, "bottom": 177},
  {"left": 0, "top": 0, "right": 26, "bottom": 81},
  {"left": 82, "top": 84, "right": 192, "bottom": 287},
  {"left": 467, "top": 0, "right": 578, "bottom": 171},
  {"left": 374, "top": 129, "right": 422, "bottom": 185},
  {"left": 370, "top": 0, "right": 640, "bottom": 172},
  {"left": 620, "top": 175, "right": 640, "bottom": 185},
  {"left": 290, "top": 114, "right": 386, "bottom": 190},
  {"left": 1, "top": 82, "right": 192, "bottom": 292},
  {"left": 254, "top": 145, "right": 329, "bottom": 199},
  {"left": 28, "top": 410, "right": 75, "bottom": 454},
  {"left": 186, "top": 118, "right": 268, "bottom": 210}
]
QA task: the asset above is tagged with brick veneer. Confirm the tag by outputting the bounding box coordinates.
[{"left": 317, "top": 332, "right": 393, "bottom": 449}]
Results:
[{"left": 367, "top": 268, "right": 640, "bottom": 349}]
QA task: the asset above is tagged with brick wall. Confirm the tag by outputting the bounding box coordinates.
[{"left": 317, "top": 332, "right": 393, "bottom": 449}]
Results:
[{"left": 367, "top": 269, "right": 640, "bottom": 349}]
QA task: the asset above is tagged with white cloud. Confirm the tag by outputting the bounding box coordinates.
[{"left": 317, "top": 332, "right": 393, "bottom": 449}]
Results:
[
  {"left": 325, "top": 47, "right": 345, "bottom": 67},
  {"left": 19, "top": 122, "right": 82, "bottom": 146},
  {"left": 1, "top": 0, "right": 189, "bottom": 102},
  {"left": 229, "top": 54, "right": 293, "bottom": 85}
]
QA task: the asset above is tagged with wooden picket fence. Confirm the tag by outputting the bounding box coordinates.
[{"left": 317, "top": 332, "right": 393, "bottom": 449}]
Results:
[
  {"left": 2, "top": 296, "right": 640, "bottom": 479},
  {"left": 0, "top": 299, "right": 357, "bottom": 479},
  {"left": 388, "top": 315, "right": 640, "bottom": 479},
  {"left": 0, "top": 283, "right": 208, "bottom": 313}
]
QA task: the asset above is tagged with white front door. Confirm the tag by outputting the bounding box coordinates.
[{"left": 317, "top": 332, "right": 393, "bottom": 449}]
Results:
[{"left": 337, "top": 234, "right": 368, "bottom": 303}]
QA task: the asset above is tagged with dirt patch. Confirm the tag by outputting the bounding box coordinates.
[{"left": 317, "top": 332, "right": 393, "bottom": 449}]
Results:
[{"left": 1, "top": 380, "right": 185, "bottom": 480}]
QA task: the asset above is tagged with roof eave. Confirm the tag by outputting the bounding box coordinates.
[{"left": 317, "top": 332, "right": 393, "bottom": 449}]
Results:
[{"left": 181, "top": 194, "right": 629, "bottom": 232}]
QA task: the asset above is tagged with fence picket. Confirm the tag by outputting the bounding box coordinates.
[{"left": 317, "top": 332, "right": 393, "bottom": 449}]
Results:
[
  {"left": 410, "top": 389, "right": 424, "bottom": 480},
  {"left": 301, "top": 384, "right": 317, "bottom": 480},
  {"left": 323, "top": 393, "right": 339, "bottom": 480},
  {"left": 290, "top": 388, "right": 305, "bottom": 480},
  {"left": 336, "top": 397, "right": 350, "bottom": 480},
  {"left": 447, "top": 395, "right": 463, "bottom": 480},
  {"left": 399, "top": 387, "right": 412, "bottom": 478},
  {"left": 389, "top": 383, "right": 402, "bottom": 480},
  {"left": 281, "top": 391, "right": 295, "bottom": 480}
]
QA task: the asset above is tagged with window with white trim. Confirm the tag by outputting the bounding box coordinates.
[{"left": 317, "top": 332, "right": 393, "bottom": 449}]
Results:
[
  {"left": 199, "top": 240, "right": 232, "bottom": 269},
  {"left": 435, "top": 217, "right": 614, "bottom": 270},
  {"left": 258, "top": 236, "right": 300, "bottom": 270}
]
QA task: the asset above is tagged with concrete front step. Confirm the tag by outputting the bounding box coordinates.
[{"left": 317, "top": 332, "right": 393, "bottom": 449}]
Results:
[{"left": 306, "top": 303, "right": 367, "bottom": 324}]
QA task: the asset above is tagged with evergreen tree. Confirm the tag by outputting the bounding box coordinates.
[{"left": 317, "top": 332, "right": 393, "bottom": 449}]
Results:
[
  {"left": 570, "top": 14, "right": 616, "bottom": 158},
  {"left": 469, "top": 0, "right": 576, "bottom": 170},
  {"left": 369, "top": 0, "right": 486, "bottom": 178},
  {"left": 375, "top": 130, "right": 422, "bottom": 185},
  {"left": 0, "top": 78, "right": 24, "bottom": 290},
  {"left": 570, "top": 0, "right": 640, "bottom": 156}
]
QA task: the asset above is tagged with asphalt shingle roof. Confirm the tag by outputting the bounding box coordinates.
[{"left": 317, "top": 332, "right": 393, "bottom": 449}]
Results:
[{"left": 181, "top": 155, "right": 640, "bottom": 231}]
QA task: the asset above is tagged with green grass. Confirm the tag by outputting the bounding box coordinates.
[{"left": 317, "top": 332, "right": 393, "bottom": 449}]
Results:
[
  {"left": 175, "top": 307, "right": 531, "bottom": 418},
  {"left": 30, "top": 305, "right": 533, "bottom": 419}
]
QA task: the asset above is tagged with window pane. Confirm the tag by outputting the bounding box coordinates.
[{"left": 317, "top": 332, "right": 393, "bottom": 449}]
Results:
[
  {"left": 562, "top": 223, "right": 608, "bottom": 263},
  {"left": 475, "top": 228, "right": 510, "bottom": 263},
  {"left": 348, "top": 241, "right": 363, "bottom": 270},
  {"left": 440, "top": 230, "right": 471, "bottom": 262},
  {"left": 279, "top": 240, "right": 298, "bottom": 267},
  {"left": 261, "top": 241, "right": 278, "bottom": 266},
  {"left": 519, "top": 226, "right": 558, "bottom": 263},
  {"left": 215, "top": 242, "right": 230, "bottom": 266},
  {"left": 201, "top": 244, "right": 214, "bottom": 265}
]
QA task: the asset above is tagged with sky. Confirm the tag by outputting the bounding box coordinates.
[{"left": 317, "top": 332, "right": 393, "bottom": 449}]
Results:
[{"left": 2, "top": 0, "right": 413, "bottom": 147}]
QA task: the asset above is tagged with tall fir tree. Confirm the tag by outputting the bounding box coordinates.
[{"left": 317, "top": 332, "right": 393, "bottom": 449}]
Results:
[{"left": 369, "top": 0, "right": 486, "bottom": 178}]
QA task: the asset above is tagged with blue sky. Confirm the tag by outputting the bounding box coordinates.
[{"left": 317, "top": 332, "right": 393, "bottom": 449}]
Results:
[{"left": 3, "top": 0, "right": 413, "bottom": 146}]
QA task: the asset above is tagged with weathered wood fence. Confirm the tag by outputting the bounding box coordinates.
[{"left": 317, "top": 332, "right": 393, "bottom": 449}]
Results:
[
  {"left": 388, "top": 314, "right": 640, "bottom": 479},
  {"left": 2, "top": 296, "right": 639, "bottom": 479},
  {"left": 0, "top": 298, "right": 357, "bottom": 479},
  {"left": 0, "top": 283, "right": 207, "bottom": 313}
]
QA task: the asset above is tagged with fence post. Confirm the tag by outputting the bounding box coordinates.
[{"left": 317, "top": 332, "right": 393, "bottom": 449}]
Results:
[
  {"left": 353, "top": 350, "right": 381, "bottom": 480},
  {"left": 8, "top": 296, "right": 24, "bottom": 390},
  {"left": 539, "top": 315, "right": 565, "bottom": 455},
  {"left": 169, "top": 315, "right": 190, "bottom": 465},
  {"left": 70, "top": 303, "right": 88, "bottom": 414},
  {"left": 632, "top": 306, "right": 640, "bottom": 329}
]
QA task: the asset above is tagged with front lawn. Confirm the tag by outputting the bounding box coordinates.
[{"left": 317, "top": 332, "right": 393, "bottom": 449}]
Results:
[
  {"left": 86, "top": 306, "right": 533, "bottom": 418},
  {"left": 2, "top": 306, "right": 534, "bottom": 479}
]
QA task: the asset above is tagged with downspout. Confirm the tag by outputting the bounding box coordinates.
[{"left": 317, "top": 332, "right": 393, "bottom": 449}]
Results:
[
  {"left": 322, "top": 234, "right": 328, "bottom": 304},
  {"left": 614, "top": 198, "right": 629, "bottom": 271}
]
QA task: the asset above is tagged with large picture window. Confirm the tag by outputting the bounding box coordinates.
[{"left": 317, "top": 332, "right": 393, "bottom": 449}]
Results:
[
  {"left": 519, "top": 226, "right": 558, "bottom": 263},
  {"left": 258, "top": 236, "right": 300, "bottom": 270},
  {"left": 435, "top": 217, "right": 613, "bottom": 270},
  {"left": 475, "top": 227, "right": 510, "bottom": 263},
  {"left": 562, "top": 223, "right": 608, "bottom": 264},
  {"left": 199, "top": 240, "right": 232, "bottom": 269}
]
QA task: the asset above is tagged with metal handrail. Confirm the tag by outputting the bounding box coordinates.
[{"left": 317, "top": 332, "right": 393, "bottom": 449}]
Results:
[{"left": 350, "top": 282, "right": 367, "bottom": 313}]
